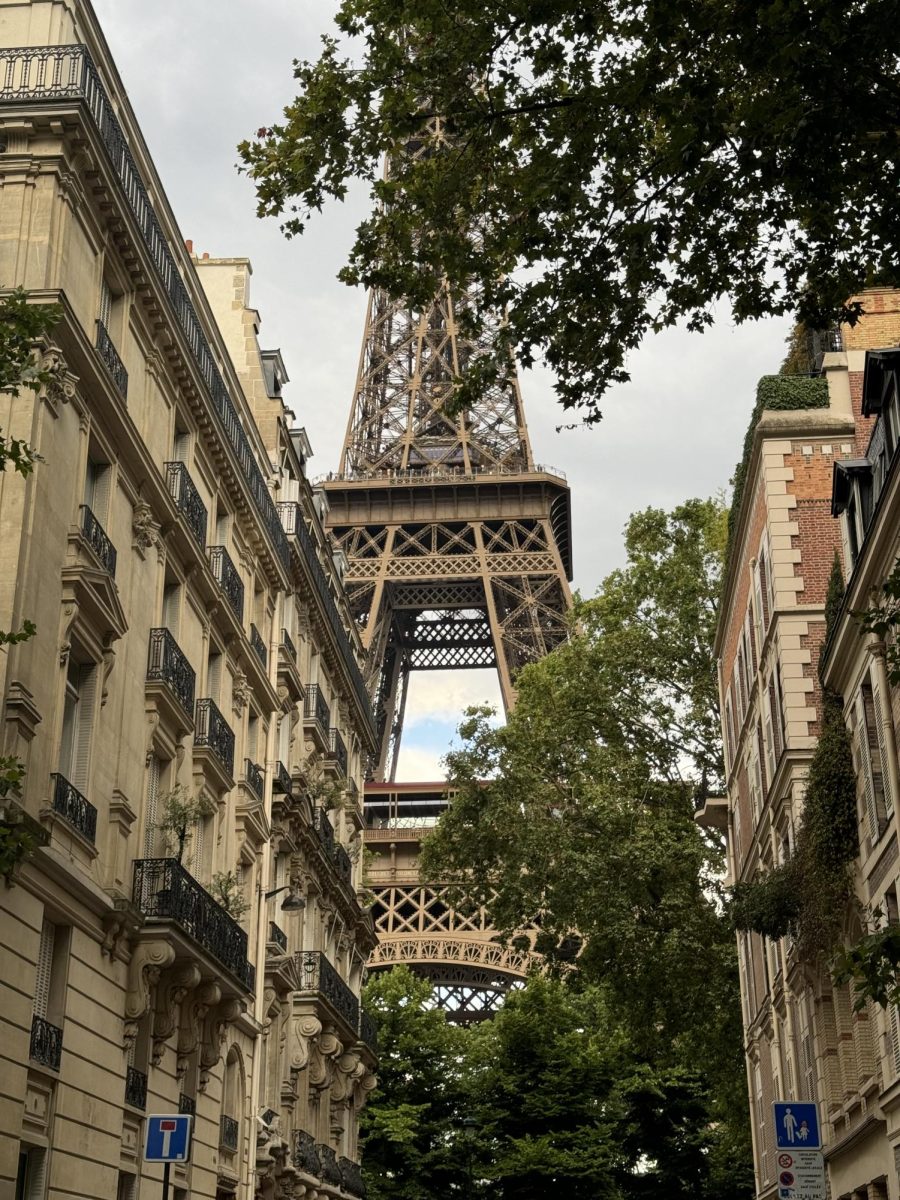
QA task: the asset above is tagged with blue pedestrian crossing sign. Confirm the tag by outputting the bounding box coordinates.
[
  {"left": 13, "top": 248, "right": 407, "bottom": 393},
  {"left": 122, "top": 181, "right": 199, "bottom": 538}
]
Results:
[
  {"left": 144, "top": 1114, "right": 193, "bottom": 1162},
  {"left": 773, "top": 1102, "right": 821, "bottom": 1150}
]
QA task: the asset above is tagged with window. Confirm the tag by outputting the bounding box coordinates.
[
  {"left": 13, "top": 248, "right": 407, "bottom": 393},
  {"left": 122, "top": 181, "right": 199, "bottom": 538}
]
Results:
[
  {"left": 58, "top": 658, "right": 98, "bottom": 792},
  {"left": 84, "top": 456, "right": 111, "bottom": 522},
  {"left": 31, "top": 919, "right": 68, "bottom": 1068},
  {"left": 15, "top": 1147, "right": 48, "bottom": 1200},
  {"left": 99, "top": 277, "right": 112, "bottom": 328},
  {"left": 724, "top": 694, "right": 736, "bottom": 771},
  {"left": 116, "top": 1174, "right": 136, "bottom": 1200},
  {"left": 856, "top": 678, "right": 892, "bottom": 842},
  {"left": 753, "top": 1061, "right": 768, "bottom": 1184},
  {"left": 162, "top": 578, "right": 181, "bottom": 630},
  {"left": 143, "top": 753, "right": 167, "bottom": 858},
  {"left": 207, "top": 651, "right": 223, "bottom": 702}
]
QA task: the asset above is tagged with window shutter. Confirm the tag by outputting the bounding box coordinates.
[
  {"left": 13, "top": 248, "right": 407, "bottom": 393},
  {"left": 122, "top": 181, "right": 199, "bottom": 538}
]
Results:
[
  {"left": 746, "top": 610, "right": 758, "bottom": 673},
  {"left": 99, "top": 278, "right": 112, "bottom": 327},
  {"left": 144, "top": 754, "right": 161, "bottom": 857},
  {"left": 872, "top": 675, "right": 894, "bottom": 815},
  {"left": 891, "top": 1005, "right": 900, "bottom": 1076},
  {"left": 754, "top": 563, "right": 766, "bottom": 642},
  {"left": 33, "top": 921, "right": 55, "bottom": 1019},
  {"left": 191, "top": 812, "right": 206, "bottom": 878},
  {"left": 70, "top": 664, "right": 97, "bottom": 792},
  {"left": 769, "top": 679, "right": 784, "bottom": 759},
  {"left": 856, "top": 694, "right": 880, "bottom": 840},
  {"left": 756, "top": 724, "right": 768, "bottom": 797},
  {"left": 22, "top": 1148, "right": 48, "bottom": 1200}
]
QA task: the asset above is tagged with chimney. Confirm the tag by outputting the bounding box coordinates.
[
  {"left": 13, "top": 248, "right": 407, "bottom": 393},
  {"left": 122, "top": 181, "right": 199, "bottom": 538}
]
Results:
[{"left": 185, "top": 239, "right": 193, "bottom": 254}]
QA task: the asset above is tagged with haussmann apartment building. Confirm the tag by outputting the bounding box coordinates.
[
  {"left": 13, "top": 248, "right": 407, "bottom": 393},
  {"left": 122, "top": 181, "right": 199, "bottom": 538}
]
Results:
[
  {"left": 711, "top": 288, "right": 900, "bottom": 1200},
  {"left": 0, "top": 2, "right": 378, "bottom": 1198}
]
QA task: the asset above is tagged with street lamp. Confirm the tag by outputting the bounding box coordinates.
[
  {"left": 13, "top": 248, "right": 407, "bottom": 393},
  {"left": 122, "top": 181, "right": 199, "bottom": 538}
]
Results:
[{"left": 264, "top": 885, "right": 306, "bottom": 911}]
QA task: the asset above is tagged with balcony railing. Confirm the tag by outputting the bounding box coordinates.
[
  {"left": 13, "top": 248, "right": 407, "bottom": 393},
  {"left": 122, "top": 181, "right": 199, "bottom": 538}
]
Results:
[
  {"left": 340, "top": 1156, "right": 366, "bottom": 1198},
  {"left": 304, "top": 684, "right": 330, "bottom": 737},
  {"left": 317, "top": 808, "right": 336, "bottom": 854},
  {"left": 147, "top": 628, "right": 196, "bottom": 716},
  {"left": 296, "top": 951, "right": 359, "bottom": 1032},
  {"left": 807, "top": 326, "right": 844, "bottom": 373},
  {"left": 280, "top": 628, "right": 296, "bottom": 662},
  {"left": 80, "top": 504, "right": 117, "bottom": 576},
  {"left": 273, "top": 761, "right": 292, "bottom": 795},
  {"left": 250, "top": 623, "right": 267, "bottom": 668},
  {"left": 293, "top": 1130, "right": 321, "bottom": 1177},
  {"left": 269, "top": 921, "right": 288, "bottom": 953},
  {"left": 95, "top": 316, "right": 128, "bottom": 396},
  {"left": 178, "top": 1093, "right": 196, "bottom": 1115},
  {"left": 359, "top": 1010, "right": 378, "bottom": 1054},
  {"left": 194, "top": 698, "right": 235, "bottom": 777},
  {"left": 316, "top": 810, "right": 353, "bottom": 888},
  {"left": 95, "top": 319, "right": 128, "bottom": 398},
  {"left": 165, "top": 461, "right": 207, "bottom": 550},
  {"left": 0, "top": 46, "right": 290, "bottom": 574},
  {"left": 244, "top": 759, "right": 264, "bottom": 799},
  {"left": 50, "top": 772, "right": 97, "bottom": 844},
  {"left": 125, "top": 1065, "right": 147, "bottom": 1110},
  {"left": 278, "top": 502, "right": 374, "bottom": 736},
  {"left": 133, "top": 858, "right": 254, "bottom": 990},
  {"left": 318, "top": 1144, "right": 342, "bottom": 1188},
  {"left": 328, "top": 728, "right": 348, "bottom": 777},
  {"left": 208, "top": 545, "right": 244, "bottom": 621},
  {"left": 219, "top": 1114, "right": 239, "bottom": 1151},
  {"left": 30, "top": 1015, "right": 62, "bottom": 1070}
]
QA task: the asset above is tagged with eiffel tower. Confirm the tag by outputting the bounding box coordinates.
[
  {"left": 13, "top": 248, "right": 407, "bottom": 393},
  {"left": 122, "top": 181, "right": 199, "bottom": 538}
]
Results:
[{"left": 321, "top": 118, "right": 573, "bottom": 1017}]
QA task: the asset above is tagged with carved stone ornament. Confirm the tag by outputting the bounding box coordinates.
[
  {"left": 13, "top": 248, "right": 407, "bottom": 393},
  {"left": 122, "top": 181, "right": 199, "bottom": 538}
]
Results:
[
  {"left": 198, "top": 997, "right": 242, "bottom": 1091},
  {"left": 177, "top": 980, "right": 220, "bottom": 1079},
  {"left": 232, "top": 669, "right": 250, "bottom": 716},
  {"left": 308, "top": 1029, "right": 343, "bottom": 1093},
  {"left": 152, "top": 962, "right": 201, "bottom": 1066},
  {"left": 124, "top": 939, "right": 175, "bottom": 1047},
  {"left": 37, "top": 343, "right": 78, "bottom": 418},
  {"left": 353, "top": 1067, "right": 378, "bottom": 1112},
  {"left": 330, "top": 1049, "right": 364, "bottom": 1104},
  {"left": 290, "top": 1012, "right": 321, "bottom": 1075},
  {"left": 132, "top": 500, "right": 161, "bottom": 553}
]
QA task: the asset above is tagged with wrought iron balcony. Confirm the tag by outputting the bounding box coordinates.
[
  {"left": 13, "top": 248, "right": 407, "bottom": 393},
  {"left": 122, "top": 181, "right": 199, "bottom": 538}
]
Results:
[
  {"left": 269, "top": 921, "right": 288, "bottom": 953},
  {"left": 296, "top": 951, "right": 359, "bottom": 1033},
  {"left": 178, "top": 1093, "right": 196, "bottom": 1115},
  {"left": 80, "top": 504, "right": 117, "bottom": 576},
  {"left": 147, "top": 628, "right": 196, "bottom": 717},
  {"left": 359, "top": 1010, "right": 378, "bottom": 1055},
  {"left": 95, "top": 319, "right": 128, "bottom": 398},
  {"left": 280, "top": 627, "right": 296, "bottom": 662},
  {"left": 333, "top": 843, "right": 352, "bottom": 887},
  {"left": 244, "top": 759, "right": 264, "bottom": 799},
  {"left": 293, "top": 1130, "right": 321, "bottom": 1177},
  {"left": 272, "top": 761, "right": 292, "bottom": 795},
  {"left": 807, "top": 326, "right": 844, "bottom": 372},
  {"left": 219, "top": 1114, "right": 239, "bottom": 1151},
  {"left": 249, "top": 623, "right": 267, "bottom": 668},
  {"left": 316, "top": 810, "right": 353, "bottom": 888},
  {"left": 278, "top": 501, "right": 374, "bottom": 737},
  {"left": 165, "top": 461, "right": 207, "bottom": 550},
  {"left": 340, "top": 1156, "right": 366, "bottom": 1198},
  {"left": 30, "top": 1015, "right": 62, "bottom": 1070},
  {"left": 194, "top": 698, "right": 235, "bottom": 777},
  {"left": 125, "top": 1065, "right": 147, "bottom": 1110},
  {"left": 50, "top": 772, "right": 97, "bottom": 844},
  {"left": 318, "top": 1144, "right": 342, "bottom": 1188},
  {"left": 317, "top": 808, "right": 336, "bottom": 854},
  {"left": 208, "top": 545, "right": 244, "bottom": 621},
  {"left": 133, "top": 858, "right": 254, "bottom": 991},
  {"left": 328, "top": 728, "right": 348, "bottom": 777},
  {"left": 304, "top": 684, "right": 330, "bottom": 738}
]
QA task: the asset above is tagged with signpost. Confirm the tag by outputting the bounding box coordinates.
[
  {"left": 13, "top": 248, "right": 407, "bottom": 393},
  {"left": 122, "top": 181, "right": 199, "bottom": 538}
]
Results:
[
  {"left": 144, "top": 1114, "right": 193, "bottom": 1200},
  {"left": 772, "top": 1102, "right": 826, "bottom": 1200}
]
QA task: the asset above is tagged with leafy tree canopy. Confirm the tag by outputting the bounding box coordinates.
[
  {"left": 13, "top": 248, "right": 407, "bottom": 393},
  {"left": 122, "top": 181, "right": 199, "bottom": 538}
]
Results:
[{"left": 240, "top": 0, "right": 900, "bottom": 422}]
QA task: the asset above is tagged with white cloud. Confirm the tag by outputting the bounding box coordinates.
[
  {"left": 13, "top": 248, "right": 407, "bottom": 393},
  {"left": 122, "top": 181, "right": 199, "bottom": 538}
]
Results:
[
  {"left": 401, "top": 670, "right": 503, "bottom": 730},
  {"left": 394, "top": 744, "right": 448, "bottom": 783}
]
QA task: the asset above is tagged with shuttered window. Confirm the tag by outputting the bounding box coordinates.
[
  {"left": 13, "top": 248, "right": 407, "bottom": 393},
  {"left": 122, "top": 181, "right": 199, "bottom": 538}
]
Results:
[
  {"left": 858, "top": 683, "right": 888, "bottom": 842},
  {"left": 891, "top": 1006, "right": 900, "bottom": 1077},
  {"left": 84, "top": 457, "right": 111, "bottom": 522},
  {"left": 58, "top": 660, "right": 98, "bottom": 791},
  {"left": 33, "top": 921, "right": 56, "bottom": 1020},
  {"left": 143, "top": 754, "right": 161, "bottom": 858},
  {"left": 99, "top": 278, "right": 112, "bottom": 327},
  {"left": 871, "top": 674, "right": 895, "bottom": 816}
]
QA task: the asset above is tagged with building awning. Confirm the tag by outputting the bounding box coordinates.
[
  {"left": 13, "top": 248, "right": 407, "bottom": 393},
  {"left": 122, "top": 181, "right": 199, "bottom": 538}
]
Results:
[{"left": 831, "top": 458, "right": 872, "bottom": 516}]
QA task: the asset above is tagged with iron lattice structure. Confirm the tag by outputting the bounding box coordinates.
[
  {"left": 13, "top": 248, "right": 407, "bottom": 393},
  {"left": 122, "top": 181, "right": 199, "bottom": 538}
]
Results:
[{"left": 323, "top": 123, "right": 572, "bottom": 1015}]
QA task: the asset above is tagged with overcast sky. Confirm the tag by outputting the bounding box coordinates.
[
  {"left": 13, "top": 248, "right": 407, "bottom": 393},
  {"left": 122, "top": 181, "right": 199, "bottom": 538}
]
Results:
[{"left": 91, "top": 0, "right": 791, "bottom": 779}]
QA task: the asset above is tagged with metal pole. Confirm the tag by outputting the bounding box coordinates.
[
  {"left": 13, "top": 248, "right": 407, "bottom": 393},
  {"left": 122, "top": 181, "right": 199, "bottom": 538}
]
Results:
[{"left": 162, "top": 1160, "right": 170, "bottom": 1200}]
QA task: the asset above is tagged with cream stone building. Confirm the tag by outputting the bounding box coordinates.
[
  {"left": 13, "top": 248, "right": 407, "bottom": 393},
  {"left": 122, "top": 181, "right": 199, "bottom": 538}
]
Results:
[
  {"left": 0, "top": 2, "right": 377, "bottom": 1198},
  {"left": 712, "top": 291, "right": 900, "bottom": 1200}
]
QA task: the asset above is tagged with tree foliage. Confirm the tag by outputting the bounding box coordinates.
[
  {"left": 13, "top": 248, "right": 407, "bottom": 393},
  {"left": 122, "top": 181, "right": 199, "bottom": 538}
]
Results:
[
  {"left": 419, "top": 497, "right": 752, "bottom": 1194},
  {"left": 240, "top": 0, "right": 900, "bottom": 422}
]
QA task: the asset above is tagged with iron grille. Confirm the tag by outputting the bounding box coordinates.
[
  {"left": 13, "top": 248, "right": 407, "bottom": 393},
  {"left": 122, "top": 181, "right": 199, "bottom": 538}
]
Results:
[
  {"left": 80, "top": 504, "right": 117, "bottom": 576},
  {"left": 280, "top": 627, "right": 296, "bottom": 661},
  {"left": 339, "top": 1156, "right": 366, "bottom": 1198},
  {"left": 296, "top": 951, "right": 359, "bottom": 1032},
  {"left": 165, "top": 461, "right": 207, "bottom": 549},
  {"left": 359, "top": 1010, "right": 378, "bottom": 1054},
  {"left": 272, "top": 761, "right": 292, "bottom": 795},
  {"left": 269, "top": 921, "right": 288, "bottom": 952},
  {"left": 244, "top": 760, "right": 264, "bottom": 799},
  {"left": 132, "top": 858, "right": 254, "bottom": 990},
  {"left": 249, "top": 623, "right": 267, "bottom": 668},
  {"left": 208, "top": 545, "right": 244, "bottom": 621},
  {"left": 0, "top": 46, "right": 289, "bottom": 572},
  {"left": 317, "top": 810, "right": 353, "bottom": 888},
  {"left": 219, "top": 1114, "right": 239, "bottom": 1151},
  {"left": 278, "top": 501, "right": 374, "bottom": 735},
  {"left": 147, "top": 628, "right": 196, "bottom": 716},
  {"left": 333, "top": 843, "right": 353, "bottom": 887},
  {"left": 806, "top": 327, "right": 845, "bottom": 373},
  {"left": 318, "top": 1144, "right": 342, "bottom": 1187},
  {"left": 194, "top": 698, "right": 235, "bottom": 776},
  {"left": 304, "top": 684, "right": 330, "bottom": 736},
  {"left": 95, "top": 319, "right": 128, "bottom": 397},
  {"left": 125, "top": 1066, "right": 147, "bottom": 1110},
  {"left": 29, "top": 1015, "right": 62, "bottom": 1070},
  {"left": 317, "top": 809, "right": 336, "bottom": 854},
  {"left": 50, "top": 772, "right": 97, "bottom": 843},
  {"left": 293, "top": 1130, "right": 321, "bottom": 1176},
  {"left": 328, "top": 728, "right": 348, "bottom": 776},
  {"left": 178, "top": 1093, "right": 196, "bottom": 1115}
]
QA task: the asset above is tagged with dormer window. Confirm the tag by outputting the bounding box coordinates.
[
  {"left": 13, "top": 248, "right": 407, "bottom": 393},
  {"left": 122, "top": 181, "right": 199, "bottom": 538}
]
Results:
[{"left": 832, "top": 458, "right": 873, "bottom": 568}]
